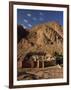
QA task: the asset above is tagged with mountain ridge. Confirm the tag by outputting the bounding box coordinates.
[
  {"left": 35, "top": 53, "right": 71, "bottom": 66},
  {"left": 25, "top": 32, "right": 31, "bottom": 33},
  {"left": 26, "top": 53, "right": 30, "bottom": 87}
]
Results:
[{"left": 17, "top": 22, "right": 63, "bottom": 62}]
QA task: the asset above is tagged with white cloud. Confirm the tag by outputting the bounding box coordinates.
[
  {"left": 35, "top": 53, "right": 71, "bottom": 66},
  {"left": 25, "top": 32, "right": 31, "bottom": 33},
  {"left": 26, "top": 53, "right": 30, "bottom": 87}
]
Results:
[
  {"left": 28, "top": 24, "right": 32, "bottom": 27},
  {"left": 27, "top": 13, "right": 31, "bottom": 17},
  {"left": 24, "top": 19, "right": 28, "bottom": 23},
  {"left": 21, "top": 24, "right": 27, "bottom": 28}
]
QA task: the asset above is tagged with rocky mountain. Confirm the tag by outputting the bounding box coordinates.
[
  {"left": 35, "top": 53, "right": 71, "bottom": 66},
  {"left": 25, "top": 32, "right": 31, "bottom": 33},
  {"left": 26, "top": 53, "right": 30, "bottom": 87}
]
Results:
[
  {"left": 17, "top": 25, "right": 29, "bottom": 43},
  {"left": 17, "top": 22, "right": 63, "bottom": 62}
]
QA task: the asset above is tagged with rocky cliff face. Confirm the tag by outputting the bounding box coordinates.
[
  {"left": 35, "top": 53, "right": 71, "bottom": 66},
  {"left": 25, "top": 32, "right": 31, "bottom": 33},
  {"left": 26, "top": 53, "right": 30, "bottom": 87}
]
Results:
[
  {"left": 17, "top": 22, "right": 63, "bottom": 62},
  {"left": 17, "top": 25, "right": 29, "bottom": 43}
]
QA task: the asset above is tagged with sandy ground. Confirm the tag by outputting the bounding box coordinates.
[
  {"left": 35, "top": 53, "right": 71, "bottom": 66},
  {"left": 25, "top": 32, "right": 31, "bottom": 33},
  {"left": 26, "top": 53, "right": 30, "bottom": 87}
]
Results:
[{"left": 17, "top": 65, "right": 63, "bottom": 80}]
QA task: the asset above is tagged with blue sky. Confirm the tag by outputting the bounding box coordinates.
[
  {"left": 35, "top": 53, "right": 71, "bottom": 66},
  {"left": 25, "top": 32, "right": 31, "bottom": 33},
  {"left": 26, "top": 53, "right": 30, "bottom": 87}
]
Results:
[{"left": 17, "top": 9, "right": 63, "bottom": 29}]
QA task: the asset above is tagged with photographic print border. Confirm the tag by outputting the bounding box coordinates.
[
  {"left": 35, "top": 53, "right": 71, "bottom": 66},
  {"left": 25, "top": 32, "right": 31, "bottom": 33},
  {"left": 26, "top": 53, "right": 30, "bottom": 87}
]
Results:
[{"left": 9, "top": 1, "right": 69, "bottom": 88}]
